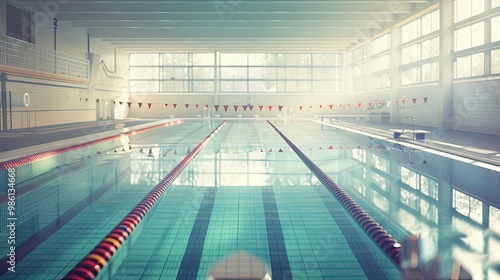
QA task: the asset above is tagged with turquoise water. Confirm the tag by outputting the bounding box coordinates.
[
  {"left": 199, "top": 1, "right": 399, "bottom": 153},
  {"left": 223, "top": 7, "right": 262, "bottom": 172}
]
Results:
[{"left": 1, "top": 119, "right": 498, "bottom": 279}]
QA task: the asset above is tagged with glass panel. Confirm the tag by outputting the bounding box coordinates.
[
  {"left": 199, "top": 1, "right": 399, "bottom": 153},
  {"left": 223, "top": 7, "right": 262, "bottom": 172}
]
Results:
[
  {"left": 401, "top": 166, "right": 418, "bottom": 189},
  {"left": 456, "top": 55, "right": 472, "bottom": 78},
  {"left": 453, "top": 189, "right": 470, "bottom": 216},
  {"left": 192, "top": 81, "right": 214, "bottom": 92},
  {"left": 312, "top": 81, "right": 336, "bottom": 92},
  {"left": 313, "top": 53, "right": 337, "bottom": 66},
  {"left": 373, "top": 55, "right": 389, "bottom": 71},
  {"left": 162, "top": 81, "right": 188, "bottom": 92},
  {"left": 490, "top": 206, "right": 500, "bottom": 233},
  {"left": 192, "top": 67, "right": 214, "bottom": 79},
  {"left": 471, "top": 0, "right": 485, "bottom": 17},
  {"left": 492, "top": 16, "right": 500, "bottom": 42},
  {"left": 129, "top": 80, "right": 159, "bottom": 92},
  {"left": 372, "top": 34, "right": 390, "bottom": 55},
  {"left": 130, "top": 67, "right": 159, "bottom": 79},
  {"left": 471, "top": 22, "right": 485, "bottom": 48},
  {"left": 162, "top": 53, "right": 188, "bottom": 66},
  {"left": 422, "top": 63, "right": 431, "bottom": 83},
  {"left": 455, "top": 0, "right": 472, "bottom": 22},
  {"left": 469, "top": 196, "right": 483, "bottom": 224},
  {"left": 193, "top": 53, "right": 215, "bottom": 66},
  {"left": 455, "top": 25, "right": 471, "bottom": 51},
  {"left": 471, "top": 52, "right": 484, "bottom": 76},
  {"left": 493, "top": 0, "right": 500, "bottom": 8},
  {"left": 492, "top": 49, "right": 500, "bottom": 74},
  {"left": 286, "top": 53, "right": 311, "bottom": 66},
  {"left": 220, "top": 53, "right": 247, "bottom": 66},
  {"left": 130, "top": 53, "right": 159, "bottom": 66}
]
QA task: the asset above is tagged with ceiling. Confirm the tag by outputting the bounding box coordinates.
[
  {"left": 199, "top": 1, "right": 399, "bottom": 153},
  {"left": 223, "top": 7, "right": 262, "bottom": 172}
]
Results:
[{"left": 24, "top": 0, "right": 437, "bottom": 52}]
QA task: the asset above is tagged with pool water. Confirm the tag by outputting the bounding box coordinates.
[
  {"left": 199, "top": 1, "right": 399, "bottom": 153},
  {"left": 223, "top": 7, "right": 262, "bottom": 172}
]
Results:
[{"left": 0, "top": 119, "right": 499, "bottom": 279}]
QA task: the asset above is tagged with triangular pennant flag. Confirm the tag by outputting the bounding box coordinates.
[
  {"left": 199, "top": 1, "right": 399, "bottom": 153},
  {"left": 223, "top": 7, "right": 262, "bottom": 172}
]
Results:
[
  {"left": 174, "top": 149, "right": 177, "bottom": 155},
  {"left": 299, "top": 106, "right": 303, "bottom": 111},
  {"left": 346, "top": 146, "right": 350, "bottom": 150},
  {"left": 96, "top": 99, "right": 100, "bottom": 104},
  {"left": 80, "top": 98, "right": 82, "bottom": 101},
  {"left": 185, "top": 104, "right": 189, "bottom": 109},
  {"left": 278, "top": 148, "right": 283, "bottom": 152},
  {"left": 258, "top": 105, "right": 263, "bottom": 112},
  {"left": 378, "top": 101, "right": 383, "bottom": 106},
  {"left": 309, "top": 105, "right": 313, "bottom": 109},
  {"left": 127, "top": 102, "right": 132, "bottom": 108},
  {"left": 113, "top": 101, "right": 116, "bottom": 105},
  {"left": 260, "top": 149, "right": 264, "bottom": 152},
  {"left": 319, "top": 147, "right": 322, "bottom": 150},
  {"left": 269, "top": 148, "right": 273, "bottom": 152},
  {"left": 401, "top": 99, "right": 406, "bottom": 105},
  {"left": 328, "top": 145, "right": 333, "bottom": 149},
  {"left": 205, "top": 104, "right": 209, "bottom": 109},
  {"left": 329, "top": 104, "right": 333, "bottom": 110},
  {"left": 368, "top": 102, "right": 373, "bottom": 107},
  {"left": 195, "top": 104, "right": 199, "bottom": 109},
  {"left": 278, "top": 105, "right": 283, "bottom": 112},
  {"left": 85, "top": 98, "right": 89, "bottom": 102},
  {"left": 249, "top": 105, "right": 254, "bottom": 111},
  {"left": 223, "top": 105, "right": 229, "bottom": 112},
  {"left": 233, "top": 105, "right": 239, "bottom": 112},
  {"left": 394, "top": 100, "right": 399, "bottom": 104},
  {"left": 423, "top": 97, "right": 428, "bottom": 103},
  {"left": 319, "top": 105, "right": 323, "bottom": 109},
  {"left": 119, "top": 101, "right": 123, "bottom": 106},
  {"left": 268, "top": 106, "right": 273, "bottom": 111},
  {"left": 357, "top": 145, "right": 361, "bottom": 149},
  {"left": 214, "top": 105, "right": 220, "bottom": 111},
  {"left": 165, "top": 103, "right": 169, "bottom": 107},
  {"left": 412, "top": 98, "right": 417, "bottom": 104},
  {"left": 346, "top": 104, "right": 351, "bottom": 110},
  {"left": 339, "top": 104, "right": 342, "bottom": 108},
  {"left": 148, "top": 103, "right": 152, "bottom": 109},
  {"left": 138, "top": 102, "right": 143, "bottom": 108},
  {"left": 173, "top": 104, "right": 177, "bottom": 108},
  {"left": 357, "top": 103, "right": 362, "bottom": 109},
  {"left": 243, "top": 105, "right": 248, "bottom": 111},
  {"left": 186, "top": 148, "right": 191, "bottom": 154}
]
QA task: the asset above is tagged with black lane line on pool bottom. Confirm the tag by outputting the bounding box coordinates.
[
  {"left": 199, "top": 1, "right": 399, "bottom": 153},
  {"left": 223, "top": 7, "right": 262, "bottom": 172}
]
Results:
[
  {"left": 262, "top": 187, "right": 292, "bottom": 280},
  {"left": 0, "top": 167, "right": 129, "bottom": 276},
  {"left": 314, "top": 187, "right": 388, "bottom": 280},
  {"left": 176, "top": 187, "right": 217, "bottom": 280}
]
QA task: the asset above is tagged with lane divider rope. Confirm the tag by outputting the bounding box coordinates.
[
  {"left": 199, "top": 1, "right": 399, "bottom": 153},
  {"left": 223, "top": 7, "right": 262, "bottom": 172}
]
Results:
[
  {"left": 267, "top": 120, "right": 402, "bottom": 265},
  {"left": 62, "top": 120, "right": 228, "bottom": 280}
]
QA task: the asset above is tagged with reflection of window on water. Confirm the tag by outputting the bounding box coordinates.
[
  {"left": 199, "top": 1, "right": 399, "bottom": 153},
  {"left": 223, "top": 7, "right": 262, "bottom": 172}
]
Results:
[
  {"left": 490, "top": 206, "right": 500, "bottom": 233},
  {"left": 400, "top": 188, "right": 439, "bottom": 224},
  {"left": 400, "top": 166, "right": 439, "bottom": 201},
  {"left": 373, "top": 190, "right": 389, "bottom": 212},
  {"left": 372, "top": 154, "right": 389, "bottom": 173},
  {"left": 353, "top": 178, "right": 366, "bottom": 197},
  {"left": 372, "top": 172, "right": 388, "bottom": 192},
  {"left": 452, "top": 188, "right": 483, "bottom": 224}
]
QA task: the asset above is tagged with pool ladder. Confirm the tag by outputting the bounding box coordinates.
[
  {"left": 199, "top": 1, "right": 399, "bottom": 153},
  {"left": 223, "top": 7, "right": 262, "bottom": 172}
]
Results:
[{"left": 397, "top": 116, "right": 416, "bottom": 141}]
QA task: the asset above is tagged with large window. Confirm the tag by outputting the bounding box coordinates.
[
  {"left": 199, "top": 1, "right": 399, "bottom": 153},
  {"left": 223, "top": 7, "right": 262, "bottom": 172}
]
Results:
[
  {"left": 6, "top": 4, "right": 32, "bottom": 43},
  {"left": 400, "top": 9, "right": 440, "bottom": 85},
  {"left": 130, "top": 52, "right": 342, "bottom": 93},
  {"left": 454, "top": 0, "right": 485, "bottom": 23},
  {"left": 352, "top": 45, "right": 366, "bottom": 92},
  {"left": 372, "top": 34, "right": 392, "bottom": 89}
]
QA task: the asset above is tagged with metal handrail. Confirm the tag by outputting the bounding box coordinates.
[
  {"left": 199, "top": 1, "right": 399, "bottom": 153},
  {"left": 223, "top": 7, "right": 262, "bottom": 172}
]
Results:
[{"left": 402, "top": 116, "right": 415, "bottom": 141}]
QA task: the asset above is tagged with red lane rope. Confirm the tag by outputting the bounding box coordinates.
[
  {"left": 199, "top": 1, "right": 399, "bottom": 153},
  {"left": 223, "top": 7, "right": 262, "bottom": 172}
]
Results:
[
  {"left": 267, "top": 120, "right": 401, "bottom": 265},
  {"left": 63, "top": 120, "right": 227, "bottom": 280},
  {"left": 0, "top": 120, "right": 184, "bottom": 170}
]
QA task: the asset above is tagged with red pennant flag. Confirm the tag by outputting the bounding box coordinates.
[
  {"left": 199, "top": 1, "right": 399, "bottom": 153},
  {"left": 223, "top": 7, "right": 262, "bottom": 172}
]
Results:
[
  {"left": 85, "top": 98, "right": 88, "bottom": 102},
  {"left": 147, "top": 103, "right": 152, "bottom": 109},
  {"left": 346, "top": 146, "right": 350, "bottom": 150},
  {"left": 243, "top": 105, "right": 248, "bottom": 111},
  {"left": 278, "top": 106, "right": 283, "bottom": 112},
  {"left": 357, "top": 103, "right": 362, "bottom": 109},
  {"left": 233, "top": 105, "right": 239, "bottom": 112},
  {"left": 269, "top": 148, "right": 273, "bottom": 152},
  {"left": 185, "top": 104, "right": 189, "bottom": 109},
  {"left": 423, "top": 97, "right": 428, "bottom": 103},
  {"left": 258, "top": 106, "right": 263, "bottom": 112},
  {"left": 173, "top": 104, "right": 177, "bottom": 108},
  {"left": 319, "top": 105, "right": 323, "bottom": 109},
  {"left": 96, "top": 99, "right": 100, "bottom": 104},
  {"left": 339, "top": 104, "right": 342, "bottom": 108},
  {"left": 377, "top": 146, "right": 382, "bottom": 150},
  {"left": 328, "top": 145, "right": 333, "bottom": 149},
  {"left": 165, "top": 104, "right": 168, "bottom": 107},
  {"left": 357, "top": 145, "right": 361, "bottom": 149},
  {"left": 268, "top": 106, "right": 273, "bottom": 111},
  {"left": 368, "top": 146, "right": 372, "bottom": 150},
  {"left": 249, "top": 105, "right": 254, "bottom": 111},
  {"left": 299, "top": 106, "right": 303, "bottom": 111},
  {"left": 339, "top": 146, "right": 342, "bottom": 149},
  {"left": 127, "top": 102, "right": 132, "bottom": 108},
  {"left": 138, "top": 103, "right": 143, "bottom": 108},
  {"left": 309, "top": 105, "right": 313, "bottom": 109},
  {"left": 368, "top": 102, "right": 373, "bottom": 107},
  {"left": 214, "top": 105, "right": 220, "bottom": 112},
  {"left": 329, "top": 105, "right": 333, "bottom": 110},
  {"left": 401, "top": 99, "right": 406, "bottom": 105},
  {"left": 113, "top": 101, "right": 116, "bottom": 105},
  {"left": 346, "top": 104, "right": 351, "bottom": 110},
  {"left": 205, "top": 104, "right": 209, "bottom": 109},
  {"left": 223, "top": 105, "right": 229, "bottom": 112},
  {"left": 195, "top": 104, "right": 199, "bottom": 109},
  {"left": 378, "top": 101, "right": 383, "bottom": 106},
  {"left": 412, "top": 98, "right": 417, "bottom": 104}
]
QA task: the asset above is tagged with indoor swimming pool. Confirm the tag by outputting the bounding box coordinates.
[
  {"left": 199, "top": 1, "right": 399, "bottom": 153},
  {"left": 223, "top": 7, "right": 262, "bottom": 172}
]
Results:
[{"left": 0, "top": 119, "right": 499, "bottom": 280}]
